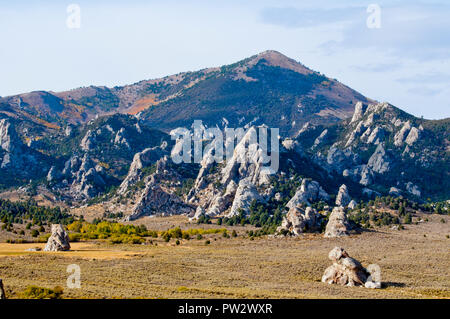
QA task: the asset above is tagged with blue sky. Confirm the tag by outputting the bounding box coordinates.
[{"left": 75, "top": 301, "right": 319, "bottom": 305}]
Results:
[{"left": 0, "top": 0, "right": 449, "bottom": 119}]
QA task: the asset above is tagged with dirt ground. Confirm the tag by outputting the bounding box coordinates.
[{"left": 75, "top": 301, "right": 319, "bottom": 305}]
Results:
[{"left": 0, "top": 213, "right": 448, "bottom": 299}]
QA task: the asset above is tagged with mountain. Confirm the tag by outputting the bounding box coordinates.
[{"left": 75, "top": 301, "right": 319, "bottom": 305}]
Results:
[
  {"left": 0, "top": 50, "right": 370, "bottom": 136},
  {"left": 0, "top": 50, "right": 448, "bottom": 219},
  {"left": 140, "top": 50, "right": 371, "bottom": 135},
  {"left": 290, "top": 102, "right": 450, "bottom": 200}
]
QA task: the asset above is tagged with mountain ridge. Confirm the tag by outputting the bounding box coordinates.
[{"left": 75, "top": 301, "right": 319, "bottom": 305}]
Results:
[
  {"left": 0, "top": 50, "right": 372, "bottom": 134},
  {"left": 0, "top": 51, "right": 448, "bottom": 208}
]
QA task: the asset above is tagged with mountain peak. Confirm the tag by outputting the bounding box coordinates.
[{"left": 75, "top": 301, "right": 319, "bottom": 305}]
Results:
[{"left": 246, "top": 50, "right": 313, "bottom": 75}]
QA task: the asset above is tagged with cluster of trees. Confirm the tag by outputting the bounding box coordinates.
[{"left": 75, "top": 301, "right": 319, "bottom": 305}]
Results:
[
  {"left": 160, "top": 227, "right": 227, "bottom": 242},
  {"left": 197, "top": 204, "right": 284, "bottom": 236},
  {"left": 348, "top": 209, "right": 401, "bottom": 228},
  {"left": 66, "top": 221, "right": 228, "bottom": 244},
  {"left": 102, "top": 211, "right": 124, "bottom": 219},
  {"left": 347, "top": 196, "right": 420, "bottom": 228},
  {"left": 66, "top": 220, "right": 155, "bottom": 244},
  {"left": 367, "top": 195, "right": 449, "bottom": 215},
  {"left": 421, "top": 201, "right": 449, "bottom": 215},
  {"left": 0, "top": 199, "right": 73, "bottom": 228}
]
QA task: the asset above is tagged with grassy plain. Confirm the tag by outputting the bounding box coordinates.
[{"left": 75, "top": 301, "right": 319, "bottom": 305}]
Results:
[{"left": 0, "top": 213, "right": 448, "bottom": 299}]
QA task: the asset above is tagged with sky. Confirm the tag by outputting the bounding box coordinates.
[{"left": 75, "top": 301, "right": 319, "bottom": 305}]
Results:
[{"left": 0, "top": 0, "right": 449, "bottom": 119}]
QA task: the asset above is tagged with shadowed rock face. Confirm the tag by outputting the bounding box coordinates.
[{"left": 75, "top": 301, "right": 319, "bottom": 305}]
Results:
[
  {"left": 321, "top": 247, "right": 381, "bottom": 289},
  {"left": 44, "top": 224, "right": 70, "bottom": 251},
  {"left": 117, "top": 144, "right": 167, "bottom": 195},
  {"left": 125, "top": 156, "right": 194, "bottom": 221},
  {"left": 0, "top": 119, "right": 40, "bottom": 173},
  {"left": 0, "top": 278, "right": 6, "bottom": 299}
]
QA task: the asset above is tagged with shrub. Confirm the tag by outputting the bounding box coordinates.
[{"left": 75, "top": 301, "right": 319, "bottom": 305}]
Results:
[
  {"left": 68, "top": 233, "right": 81, "bottom": 242},
  {"left": 20, "top": 286, "right": 63, "bottom": 299},
  {"left": 38, "top": 234, "right": 50, "bottom": 243},
  {"left": 31, "top": 229, "right": 39, "bottom": 237},
  {"left": 404, "top": 213, "right": 412, "bottom": 224},
  {"left": 109, "top": 234, "right": 145, "bottom": 245}
]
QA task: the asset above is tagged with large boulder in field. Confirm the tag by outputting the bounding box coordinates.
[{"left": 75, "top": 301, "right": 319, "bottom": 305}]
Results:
[
  {"left": 44, "top": 224, "right": 70, "bottom": 251},
  {"left": 321, "top": 247, "right": 381, "bottom": 288}
]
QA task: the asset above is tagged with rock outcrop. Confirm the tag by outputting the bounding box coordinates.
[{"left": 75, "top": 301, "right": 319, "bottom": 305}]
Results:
[
  {"left": 80, "top": 129, "right": 95, "bottom": 151},
  {"left": 69, "top": 154, "right": 106, "bottom": 199},
  {"left": 47, "top": 166, "right": 61, "bottom": 182},
  {"left": 126, "top": 178, "right": 193, "bottom": 221},
  {"left": 350, "top": 102, "right": 366, "bottom": 124},
  {"left": 205, "top": 181, "right": 237, "bottom": 217},
  {"left": 277, "top": 206, "right": 322, "bottom": 235},
  {"left": 335, "top": 184, "right": 351, "bottom": 207},
  {"left": 366, "top": 127, "right": 385, "bottom": 145},
  {"left": 312, "top": 129, "right": 328, "bottom": 148},
  {"left": 324, "top": 207, "right": 353, "bottom": 238},
  {"left": 405, "top": 127, "right": 420, "bottom": 146},
  {"left": 189, "top": 126, "right": 272, "bottom": 219},
  {"left": 405, "top": 182, "right": 421, "bottom": 197},
  {"left": 125, "top": 156, "right": 194, "bottom": 221},
  {"left": 117, "top": 145, "right": 166, "bottom": 195},
  {"left": 347, "top": 200, "right": 357, "bottom": 210},
  {"left": 114, "top": 127, "right": 131, "bottom": 149},
  {"left": 326, "top": 147, "right": 358, "bottom": 172},
  {"left": 286, "top": 179, "right": 329, "bottom": 209},
  {"left": 227, "top": 179, "right": 263, "bottom": 217},
  {"left": 0, "top": 119, "right": 38, "bottom": 172},
  {"left": 221, "top": 126, "right": 276, "bottom": 187},
  {"left": 367, "top": 144, "right": 391, "bottom": 174},
  {"left": 343, "top": 165, "right": 373, "bottom": 186},
  {"left": 321, "top": 247, "right": 381, "bottom": 288},
  {"left": 389, "top": 187, "right": 402, "bottom": 197},
  {"left": 44, "top": 224, "right": 70, "bottom": 251}
]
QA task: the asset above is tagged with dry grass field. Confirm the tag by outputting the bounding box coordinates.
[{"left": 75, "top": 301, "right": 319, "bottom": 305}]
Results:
[{"left": 0, "top": 213, "right": 448, "bottom": 299}]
